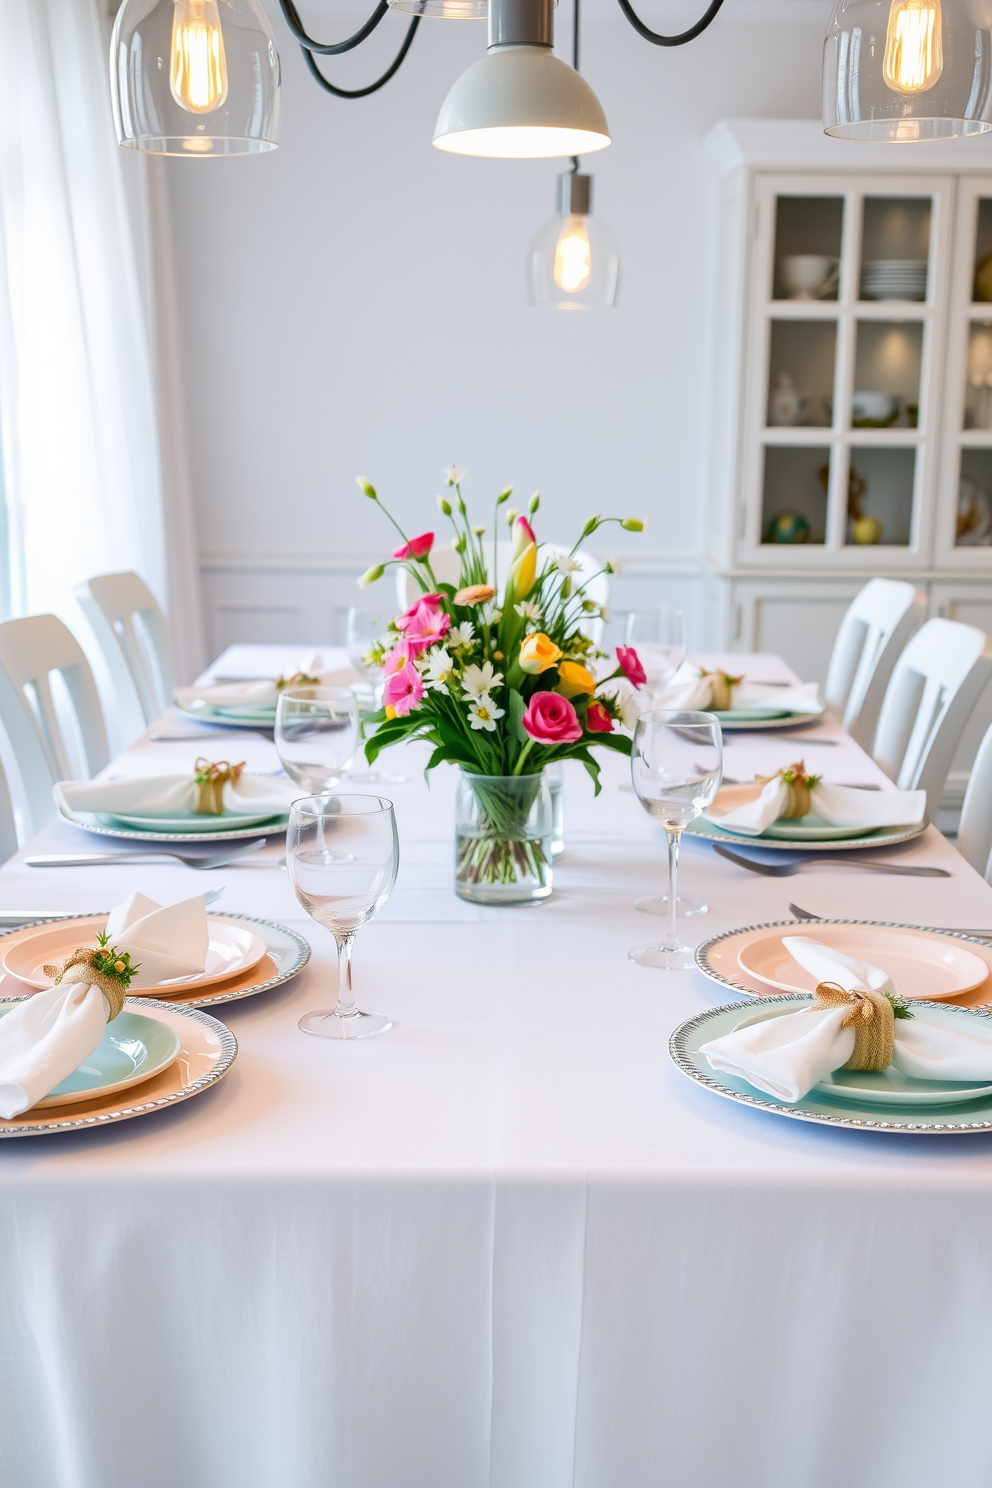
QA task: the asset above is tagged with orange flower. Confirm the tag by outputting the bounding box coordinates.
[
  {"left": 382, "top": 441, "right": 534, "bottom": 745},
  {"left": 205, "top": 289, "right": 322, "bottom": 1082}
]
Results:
[
  {"left": 557, "top": 660, "right": 595, "bottom": 698},
  {"left": 519, "top": 632, "right": 562, "bottom": 675}
]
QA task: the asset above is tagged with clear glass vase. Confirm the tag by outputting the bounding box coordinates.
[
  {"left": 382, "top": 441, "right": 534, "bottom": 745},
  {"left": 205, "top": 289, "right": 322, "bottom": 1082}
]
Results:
[{"left": 455, "top": 770, "right": 553, "bottom": 905}]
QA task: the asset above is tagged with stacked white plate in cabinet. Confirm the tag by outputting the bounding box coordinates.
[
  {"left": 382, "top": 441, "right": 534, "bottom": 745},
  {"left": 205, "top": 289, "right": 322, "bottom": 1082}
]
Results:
[{"left": 861, "top": 259, "right": 927, "bottom": 301}]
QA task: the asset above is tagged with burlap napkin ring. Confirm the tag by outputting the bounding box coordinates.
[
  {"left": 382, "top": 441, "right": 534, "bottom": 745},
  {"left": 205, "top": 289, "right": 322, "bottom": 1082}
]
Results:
[
  {"left": 756, "top": 760, "right": 820, "bottom": 819},
  {"left": 41, "top": 944, "right": 140, "bottom": 1023},
  {"left": 811, "top": 980, "right": 898, "bottom": 1071},
  {"left": 276, "top": 672, "right": 319, "bottom": 691},
  {"left": 699, "top": 669, "right": 744, "bottom": 711},
  {"left": 194, "top": 758, "right": 245, "bottom": 815}
]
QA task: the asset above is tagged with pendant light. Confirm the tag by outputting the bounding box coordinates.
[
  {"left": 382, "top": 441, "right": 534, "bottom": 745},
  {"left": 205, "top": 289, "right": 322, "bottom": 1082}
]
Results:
[
  {"left": 529, "top": 170, "right": 620, "bottom": 307},
  {"left": 823, "top": 0, "right": 992, "bottom": 140},
  {"left": 111, "top": 0, "right": 281, "bottom": 155},
  {"left": 432, "top": 0, "right": 610, "bottom": 158}
]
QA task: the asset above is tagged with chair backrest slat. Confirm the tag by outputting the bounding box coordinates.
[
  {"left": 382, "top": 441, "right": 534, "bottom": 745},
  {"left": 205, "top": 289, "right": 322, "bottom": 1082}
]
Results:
[
  {"left": 74, "top": 572, "right": 175, "bottom": 733},
  {"left": 824, "top": 579, "right": 926, "bottom": 749}
]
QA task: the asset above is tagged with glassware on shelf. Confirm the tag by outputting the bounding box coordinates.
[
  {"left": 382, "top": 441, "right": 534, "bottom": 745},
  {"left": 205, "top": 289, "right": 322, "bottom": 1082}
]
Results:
[
  {"left": 772, "top": 197, "right": 844, "bottom": 301},
  {"left": 289, "top": 795, "right": 398, "bottom": 1040},
  {"left": 627, "top": 711, "right": 722, "bottom": 971},
  {"left": 275, "top": 687, "right": 360, "bottom": 793},
  {"left": 779, "top": 255, "right": 839, "bottom": 300}
]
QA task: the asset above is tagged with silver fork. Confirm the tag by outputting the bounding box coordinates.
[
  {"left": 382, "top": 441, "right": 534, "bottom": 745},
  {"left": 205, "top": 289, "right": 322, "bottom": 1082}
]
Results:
[
  {"left": 789, "top": 901, "right": 992, "bottom": 938},
  {"left": 712, "top": 842, "right": 951, "bottom": 877},
  {"left": 24, "top": 840, "right": 268, "bottom": 870}
]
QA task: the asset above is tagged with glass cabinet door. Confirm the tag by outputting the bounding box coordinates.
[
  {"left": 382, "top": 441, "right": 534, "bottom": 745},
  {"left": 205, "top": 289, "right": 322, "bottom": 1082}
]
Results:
[
  {"left": 745, "top": 173, "right": 949, "bottom": 568},
  {"left": 940, "top": 179, "right": 992, "bottom": 563}
]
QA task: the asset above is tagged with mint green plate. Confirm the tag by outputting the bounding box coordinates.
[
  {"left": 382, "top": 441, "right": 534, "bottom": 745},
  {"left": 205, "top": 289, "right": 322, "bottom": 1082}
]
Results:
[
  {"left": 684, "top": 815, "right": 925, "bottom": 852},
  {"left": 99, "top": 809, "right": 285, "bottom": 834},
  {"left": 707, "top": 811, "right": 873, "bottom": 842},
  {"left": 0, "top": 1006, "right": 182, "bottom": 1109},
  {"left": 671, "top": 995, "right": 992, "bottom": 1132},
  {"left": 710, "top": 709, "right": 791, "bottom": 723}
]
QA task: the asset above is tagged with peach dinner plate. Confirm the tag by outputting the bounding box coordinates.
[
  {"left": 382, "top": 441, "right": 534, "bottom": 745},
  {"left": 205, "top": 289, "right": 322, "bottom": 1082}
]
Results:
[
  {"left": 1, "top": 915, "right": 268, "bottom": 995},
  {"left": 695, "top": 920, "right": 992, "bottom": 1007}
]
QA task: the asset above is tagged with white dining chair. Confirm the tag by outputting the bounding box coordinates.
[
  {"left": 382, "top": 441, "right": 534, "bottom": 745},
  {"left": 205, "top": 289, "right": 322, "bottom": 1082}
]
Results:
[
  {"left": 0, "top": 754, "right": 18, "bottom": 864},
  {"left": 955, "top": 722, "right": 992, "bottom": 881},
  {"left": 871, "top": 617, "right": 992, "bottom": 820},
  {"left": 395, "top": 542, "right": 609, "bottom": 640},
  {"left": 74, "top": 571, "right": 175, "bottom": 729},
  {"left": 0, "top": 615, "right": 109, "bottom": 833},
  {"left": 823, "top": 578, "right": 926, "bottom": 750}
]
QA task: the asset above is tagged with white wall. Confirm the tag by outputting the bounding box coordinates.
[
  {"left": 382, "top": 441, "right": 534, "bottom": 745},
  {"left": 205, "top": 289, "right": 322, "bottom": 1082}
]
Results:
[{"left": 158, "top": 0, "right": 831, "bottom": 651}]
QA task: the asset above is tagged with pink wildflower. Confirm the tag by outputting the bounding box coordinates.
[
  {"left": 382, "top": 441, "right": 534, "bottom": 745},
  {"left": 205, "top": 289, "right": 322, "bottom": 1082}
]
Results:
[
  {"left": 392, "top": 532, "right": 434, "bottom": 561},
  {"left": 383, "top": 660, "right": 425, "bottom": 716},
  {"left": 396, "top": 592, "right": 443, "bottom": 630},
  {"left": 616, "top": 646, "right": 647, "bottom": 688}
]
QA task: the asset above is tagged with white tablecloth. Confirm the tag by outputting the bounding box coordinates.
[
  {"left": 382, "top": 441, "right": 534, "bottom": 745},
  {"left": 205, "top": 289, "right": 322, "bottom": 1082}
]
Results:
[{"left": 2, "top": 648, "right": 992, "bottom": 1488}]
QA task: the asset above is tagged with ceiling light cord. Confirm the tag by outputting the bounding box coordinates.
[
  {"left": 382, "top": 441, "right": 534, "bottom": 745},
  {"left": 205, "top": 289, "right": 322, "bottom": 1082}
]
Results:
[
  {"left": 278, "top": 0, "right": 420, "bottom": 97},
  {"left": 615, "top": 0, "right": 725, "bottom": 47}
]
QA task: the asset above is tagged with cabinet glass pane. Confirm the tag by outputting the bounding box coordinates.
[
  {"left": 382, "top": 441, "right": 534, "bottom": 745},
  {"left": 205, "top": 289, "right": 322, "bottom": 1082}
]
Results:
[
  {"left": 859, "top": 198, "right": 930, "bottom": 302},
  {"left": 767, "top": 321, "right": 836, "bottom": 428},
  {"left": 964, "top": 321, "right": 992, "bottom": 429},
  {"left": 973, "top": 200, "right": 992, "bottom": 303},
  {"left": 761, "top": 446, "right": 830, "bottom": 545},
  {"left": 958, "top": 450, "right": 992, "bottom": 548},
  {"left": 773, "top": 197, "right": 843, "bottom": 302},
  {"left": 844, "top": 447, "right": 915, "bottom": 547},
  {"left": 852, "top": 321, "right": 922, "bottom": 427}
]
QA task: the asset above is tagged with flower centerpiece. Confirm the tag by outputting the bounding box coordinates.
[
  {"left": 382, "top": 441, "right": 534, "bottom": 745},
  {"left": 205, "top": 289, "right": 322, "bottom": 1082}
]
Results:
[{"left": 354, "top": 467, "right": 647, "bottom": 904}]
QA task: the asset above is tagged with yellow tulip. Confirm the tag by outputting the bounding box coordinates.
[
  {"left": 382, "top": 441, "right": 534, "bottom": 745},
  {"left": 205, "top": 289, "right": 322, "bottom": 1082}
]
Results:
[
  {"left": 557, "top": 660, "right": 595, "bottom": 698},
  {"left": 519, "top": 632, "right": 562, "bottom": 675},
  {"left": 506, "top": 541, "right": 537, "bottom": 603}
]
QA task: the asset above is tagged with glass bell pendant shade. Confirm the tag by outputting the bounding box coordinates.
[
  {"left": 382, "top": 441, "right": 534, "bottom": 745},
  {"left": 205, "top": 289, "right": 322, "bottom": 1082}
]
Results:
[
  {"left": 111, "top": 0, "right": 281, "bottom": 155},
  {"left": 390, "top": 0, "right": 487, "bottom": 17},
  {"left": 823, "top": 0, "right": 992, "bottom": 140},
  {"left": 529, "top": 174, "right": 619, "bottom": 308}
]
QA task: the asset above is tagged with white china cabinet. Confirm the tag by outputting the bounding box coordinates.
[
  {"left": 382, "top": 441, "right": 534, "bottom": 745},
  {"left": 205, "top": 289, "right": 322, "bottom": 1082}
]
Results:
[{"left": 704, "top": 120, "right": 992, "bottom": 705}]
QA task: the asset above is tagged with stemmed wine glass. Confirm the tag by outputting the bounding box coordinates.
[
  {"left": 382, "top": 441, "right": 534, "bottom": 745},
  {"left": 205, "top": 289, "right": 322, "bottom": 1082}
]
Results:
[
  {"left": 628, "top": 710, "right": 722, "bottom": 971},
  {"left": 624, "top": 607, "right": 687, "bottom": 695},
  {"left": 288, "top": 795, "right": 398, "bottom": 1039},
  {"left": 345, "top": 604, "right": 408, "bottom": 784},
  {"left": 276, "top": 687, "right": 360, "bottom": 792}
]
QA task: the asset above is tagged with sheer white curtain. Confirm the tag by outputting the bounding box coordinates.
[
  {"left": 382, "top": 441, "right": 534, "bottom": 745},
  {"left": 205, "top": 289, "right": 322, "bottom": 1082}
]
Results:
[{"left": 0, "top": 0, "right": 168, "bottom": 627}]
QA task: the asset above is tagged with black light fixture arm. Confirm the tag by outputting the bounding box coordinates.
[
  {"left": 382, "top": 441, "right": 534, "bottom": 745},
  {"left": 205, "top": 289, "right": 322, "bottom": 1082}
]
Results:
[
  {"left": 277, "top": 0, "right": 420, "bottom": 98},
  {"left": 615, "top": 0, "right": 726, "bottom": 47}
]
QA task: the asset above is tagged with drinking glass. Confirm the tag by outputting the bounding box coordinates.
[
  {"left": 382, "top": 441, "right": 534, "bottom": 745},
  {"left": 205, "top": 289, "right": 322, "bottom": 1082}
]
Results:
[
  {"left": 624, "top": 607, "right": 687, "bottom": 694},
  {"left": 289, "top": 795, "right": 398, "bottom": 1039},
  {"left": 345, "top": 604, "right": 408, "bottom": 784},
  {"left": 276, "top": 687, "right": 359, "bottom": 793},
  {"left": 628, "top": 710, "right": 722, "bottom": 971}
]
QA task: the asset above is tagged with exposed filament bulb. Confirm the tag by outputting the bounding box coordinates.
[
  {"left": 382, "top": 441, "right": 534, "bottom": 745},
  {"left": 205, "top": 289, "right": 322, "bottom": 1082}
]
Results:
[
  {"left": 883, "top": 0, "right": 943, "bottom": 95},
  {"left": 554, "top": 216, "right": 592, "bottom": 293},
  {"left": 171, "top": 0, "right": 229, "bottom": 114}
]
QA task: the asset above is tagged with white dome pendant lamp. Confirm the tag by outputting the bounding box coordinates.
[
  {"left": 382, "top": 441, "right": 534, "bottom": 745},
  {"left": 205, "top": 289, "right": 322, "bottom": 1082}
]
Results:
[
  {"left": 823, "top": 0, "right": 992, "bottom": 141},
  {"left": 433, "top": 0, "right": 611, "bottom": 158},
  {"left": 111, "top": 0, "right": 281, "bottom": 155}
]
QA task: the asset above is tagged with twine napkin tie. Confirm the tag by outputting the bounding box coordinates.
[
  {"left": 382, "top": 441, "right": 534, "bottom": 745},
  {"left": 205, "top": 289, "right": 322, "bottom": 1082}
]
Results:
[
  {"left": 194, "top": 758, "right": 245, "bottom": 815},
  {"left": 41, "top": 945, "right": 138, "bottom": 1022},
  {"left": 699, "top": 669, "right": 743, "bottom": 711},
  {"left": 810, "top": 979, "right": 894, "bottom": 1071},
  {"left": 755, "top": 760, "right": 820, "bottom": 819}
]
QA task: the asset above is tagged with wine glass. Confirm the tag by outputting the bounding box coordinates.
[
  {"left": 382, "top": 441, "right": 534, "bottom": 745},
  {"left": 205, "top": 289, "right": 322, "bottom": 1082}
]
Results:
[
  {"left": 345, "top": 604, "right": 408, "bottom": 785},
  {"left": 275, "top": 687, "right": 360, "bottom": 792},
  {"left": 624, "top": 607, "right": 687, "bottom": 695},
  {"left": 628, "top": 710, "right": 722, "bottom": 971},
  {"left": 289, "top": 795, "right": 398, "bottom": 1040}
]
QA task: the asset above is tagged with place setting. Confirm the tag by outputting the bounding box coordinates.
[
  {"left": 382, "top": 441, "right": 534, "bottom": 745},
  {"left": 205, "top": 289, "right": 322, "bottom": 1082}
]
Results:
[
  {"left": 172, "top": 652, "right": 361, "bottom": 729},
  {"left": 652, "top": 661, "right": 826, "bottom": 731}
]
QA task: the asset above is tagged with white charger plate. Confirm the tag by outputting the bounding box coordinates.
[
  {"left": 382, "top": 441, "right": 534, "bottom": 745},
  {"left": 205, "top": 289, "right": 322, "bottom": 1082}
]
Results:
[
  {"left": 734, "top": 923, "right": 990, "bottom": 1000},
  {"left": 670, "top": 995, "right": 992, "bottom": 1131}
]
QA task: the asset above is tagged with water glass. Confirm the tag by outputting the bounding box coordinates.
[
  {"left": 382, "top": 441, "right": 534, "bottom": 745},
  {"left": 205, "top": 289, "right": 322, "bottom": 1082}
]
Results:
[
  {"left": 624, "top": 607, "right": 687, "bottom": 694},
  {"left": 276, "top": 686, "right": 359, "bottom": 793},
  {"left": 628, "top": 710, "right": 722, "bottom": 971},
  {"left": 289, "top": 795, "right": 398, "bottom": 1039},
  {"left": 346, "top": 605, "right": 386, "bottom": 702}
]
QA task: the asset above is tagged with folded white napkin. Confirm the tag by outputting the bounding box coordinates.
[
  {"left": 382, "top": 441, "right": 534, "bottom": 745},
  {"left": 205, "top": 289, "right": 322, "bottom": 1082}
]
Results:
[
  {"left": 707, "top": 778, "right": 926, "bottom": 836},
  {"left": 174, "top": 655, "right": 360, "bottom": 711},
  {"left": 55, "top": 770, "right": 299, "bottom": 819},
  {"left": 655, "top": 662, "right": 823, "bottom": 716},
  {"left": 105, "top": 891, "right": 209, "bottom": 984},
  {"left": 0, "top": 889, "right": 209, "bottom": 1118},
  {"left": 701, "top": 935, "right": 992, "bottom": 1102}
]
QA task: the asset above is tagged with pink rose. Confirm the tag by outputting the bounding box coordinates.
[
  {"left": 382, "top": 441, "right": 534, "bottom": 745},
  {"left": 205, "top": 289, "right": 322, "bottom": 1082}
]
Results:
[
  {"left": 585, "top": 699, "right": 614, "bottom": 733},
  {"left": 522, "top": 691, "right": 582, "bottom": 744},
  {"left": 404, "top": 602, "right": 451, "bottom": 653},
  {"left": 616, "top": 646, "right": 647, "bottom": 688},
  {"left": 397, "top": 592, "right": 442, "bottom": 630},
  {"left": 392, "top": 532, "right": 434, "bottom": 561},
  {"left": 383, "top": 660, "right": 424, "bottom": 716}
]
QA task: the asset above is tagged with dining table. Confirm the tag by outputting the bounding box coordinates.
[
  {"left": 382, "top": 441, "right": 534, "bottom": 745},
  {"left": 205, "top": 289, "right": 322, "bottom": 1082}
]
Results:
[{"left": 2, "top": 645, "right": 992, "bottom": 1488}]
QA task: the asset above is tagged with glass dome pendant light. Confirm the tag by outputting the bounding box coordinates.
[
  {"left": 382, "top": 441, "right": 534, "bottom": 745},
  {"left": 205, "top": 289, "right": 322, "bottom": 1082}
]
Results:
[
  {"left": 822, "top": 0, "right": 992, "bottom": 141},
  {"left": 111, "top": 0, "right": 281, "bottom": 155}
]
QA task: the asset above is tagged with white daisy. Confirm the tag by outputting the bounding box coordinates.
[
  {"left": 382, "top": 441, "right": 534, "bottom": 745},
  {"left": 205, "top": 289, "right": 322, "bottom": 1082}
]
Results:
[
  {"left": 514, "top": 600, "right": 542, "bottom": 623},
  {"left": 604, "top": 554, "right": 624, "bottom": 577},
  {"left": 468, "top": 695, "right": 504, "bottom": 732},
  {"left": 462, "top": 661, "right": 504, "bottom": 699},
  {"left": 444, "top": 464, "right": 467, "bottom": 486},
  {"left": 598, "top": 683, "right": 644, "bottom": 730},
  {"left": 449, "top": 621, "right": 475, "bottom": 647},
  {"left": 550, "top": 553, "right": 582, "bottom": 575},
  {"left": 423, "top": 646, "right": 454, "bottom": 692},
  {"left": 479, "top": 603, "right": 502, "bottom": 627}
]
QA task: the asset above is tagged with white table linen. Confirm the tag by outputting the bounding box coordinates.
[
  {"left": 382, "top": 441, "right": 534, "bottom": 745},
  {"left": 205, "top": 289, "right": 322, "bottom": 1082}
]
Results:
[{"left": 2, "top": 648, "right": 992, "bottom": 1488}]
